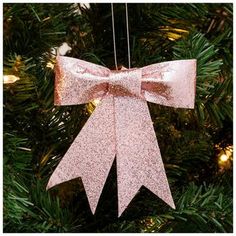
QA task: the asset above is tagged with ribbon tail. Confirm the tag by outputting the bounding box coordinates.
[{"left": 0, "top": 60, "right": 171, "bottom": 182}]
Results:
[
  {"left": 47, "top": 95, "right": 116, "bottom": 214},
  {"left": 115, "top": 97, "right": 175, "bottom": 217}
]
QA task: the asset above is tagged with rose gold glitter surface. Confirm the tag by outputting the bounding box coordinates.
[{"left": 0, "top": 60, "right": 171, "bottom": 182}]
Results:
[
  {"left": 47, "top": 56, "right": 196, "bottom": 216},
  {"left": 47, "top": 95, "right": 116, "bottom": 214},
  {"left": 115, "top": 96, "right": 175, "bottom": 216}
]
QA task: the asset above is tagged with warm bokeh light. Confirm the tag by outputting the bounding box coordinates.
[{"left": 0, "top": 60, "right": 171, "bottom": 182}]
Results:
[{"left": 219, "top": 154, "right": 229, "bottom": 162}]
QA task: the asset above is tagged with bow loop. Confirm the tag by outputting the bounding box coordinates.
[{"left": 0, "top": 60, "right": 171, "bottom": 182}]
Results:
[
  {"left": 141, "top": 59, "right": 196, "bottom": 108},
  {"left": 55, "top": 56, "right": 110, "bottom": 106}
]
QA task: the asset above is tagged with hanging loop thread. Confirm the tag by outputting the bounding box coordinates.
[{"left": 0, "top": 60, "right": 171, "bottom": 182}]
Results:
[{"left": 111, "top": 3, "right": 131, "bottom": 70}]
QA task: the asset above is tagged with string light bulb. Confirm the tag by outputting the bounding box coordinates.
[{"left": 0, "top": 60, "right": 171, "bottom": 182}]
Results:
[
  {"left": 217, "top": 146, "right": 233, "bottom": 171},
  {"left": 92, "top": 99, "right": 100, "bottom": 106},
  {"left": 3, "top": 75, "right": 20, "bottom": 84},
  {"left": 46, "top": 62, "right": 54, "bottom": 69},
  {"left": 87, "top": 99, "right": 101, "bottom": 115}
]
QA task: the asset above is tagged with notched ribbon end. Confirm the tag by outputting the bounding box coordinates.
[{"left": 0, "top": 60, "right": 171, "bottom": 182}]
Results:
[
  {"left": 46, "top": 181, "right": 52, "bottom": 191},
  {"left": 169, "top": 199, "right": 176, "bottom": 210},
  {"left": 46, "top": 172, "right": 62, "bottom": 191}
]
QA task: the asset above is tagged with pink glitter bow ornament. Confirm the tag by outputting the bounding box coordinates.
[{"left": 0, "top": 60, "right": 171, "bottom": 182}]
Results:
[{"left": 47, "top": 56, "right": 196, "bottom": 216}]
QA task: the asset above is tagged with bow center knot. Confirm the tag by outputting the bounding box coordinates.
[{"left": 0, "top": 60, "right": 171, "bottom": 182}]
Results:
[{"left": 108, "top": 69, "right": 142, "bottom": 97}]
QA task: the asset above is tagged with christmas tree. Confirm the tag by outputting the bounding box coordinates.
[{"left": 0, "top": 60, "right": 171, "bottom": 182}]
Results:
[{"left": 3, "top": 3, "right": 233, "bottom": 233}]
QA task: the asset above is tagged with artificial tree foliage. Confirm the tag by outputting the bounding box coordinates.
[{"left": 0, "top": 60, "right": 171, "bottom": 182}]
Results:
[{"left": 3, "top": 3, "right": 232, "bottom": 233}]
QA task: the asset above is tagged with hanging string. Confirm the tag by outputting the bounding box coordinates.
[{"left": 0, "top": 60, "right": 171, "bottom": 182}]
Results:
[
  {"left": 125, "top": 3, "right": 131, "bottom": 69},
  {"left": 111, "top": 3, "right": 131, "bottom": 69},
  {"left": 111, "top": 3, "right": 118, "bottom": 70}
]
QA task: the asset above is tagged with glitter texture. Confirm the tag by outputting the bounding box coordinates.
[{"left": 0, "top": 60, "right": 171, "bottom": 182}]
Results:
[{"left": 47, "top": 56, "right": 196, "bottom": 216}]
